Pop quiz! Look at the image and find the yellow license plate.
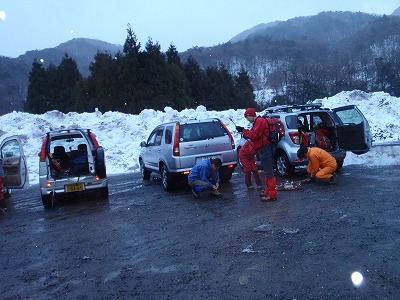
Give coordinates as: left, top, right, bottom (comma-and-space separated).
65, 183, 84, 193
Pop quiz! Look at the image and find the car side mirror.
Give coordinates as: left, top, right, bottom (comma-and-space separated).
140, 141, 147, 147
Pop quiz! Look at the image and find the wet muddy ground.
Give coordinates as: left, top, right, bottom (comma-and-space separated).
1, 165, 399, 299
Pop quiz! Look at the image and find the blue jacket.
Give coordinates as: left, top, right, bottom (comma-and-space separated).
188, 159, 220, 188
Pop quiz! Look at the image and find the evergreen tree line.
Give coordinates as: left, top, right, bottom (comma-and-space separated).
25, 25, 257, 114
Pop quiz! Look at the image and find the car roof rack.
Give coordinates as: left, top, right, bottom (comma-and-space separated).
45, 128, 91, 136
263, 103, 324, 113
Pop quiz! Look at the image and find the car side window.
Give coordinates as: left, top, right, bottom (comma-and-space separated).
155, 128, 164, 146
285, 116, 298, 130
165, 126, 173, 144
1, 139, 20, 158
147, 130, 158, 146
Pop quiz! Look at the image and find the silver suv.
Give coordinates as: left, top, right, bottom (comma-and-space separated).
237, 104, 372, 177
139, 118, 237, 190
39, 129, 108, 208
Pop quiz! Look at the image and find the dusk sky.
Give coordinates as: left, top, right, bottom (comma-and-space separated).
1, 0, 399, 58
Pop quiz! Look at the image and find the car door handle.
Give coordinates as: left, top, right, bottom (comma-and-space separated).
184, 144, 196, 149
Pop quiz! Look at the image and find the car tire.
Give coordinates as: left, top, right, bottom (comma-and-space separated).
161, 165, 173, 191
219, 169, 233, 182
275, 152, 295, 178
99, 186, 109, 199
41, 194, 53, 209
140, 159, 151, 180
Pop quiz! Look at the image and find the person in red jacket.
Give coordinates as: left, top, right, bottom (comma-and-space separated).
297, 146, 337, 183
238, 139, 263, 191
236, 108, 277, 201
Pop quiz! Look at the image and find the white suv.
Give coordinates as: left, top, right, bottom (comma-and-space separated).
39, 129, 108, 208
139, 118, 237, 190
237, 104, 372, 177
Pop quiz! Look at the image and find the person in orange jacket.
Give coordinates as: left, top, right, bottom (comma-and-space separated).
236, 108, 277, 201
297, 146, 337, 183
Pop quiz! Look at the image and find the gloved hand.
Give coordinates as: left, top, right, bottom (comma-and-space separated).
236, 126, 244, 133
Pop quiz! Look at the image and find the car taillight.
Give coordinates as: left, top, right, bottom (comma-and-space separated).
39, 136, 48, 162
220, 121, 235, 149
289, 132, 300, 145
173, 125, 180, 156
89, 132, 100, 149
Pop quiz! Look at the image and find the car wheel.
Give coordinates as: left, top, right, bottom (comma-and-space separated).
161, 165, 173, 191
237, 147, 243, 168
140, 159, 151, 180
41, 194, 53, 209
275, 152, 295, 178
220, 171, 233, 182
219, 166, 233, 182
99, 186, 109, 199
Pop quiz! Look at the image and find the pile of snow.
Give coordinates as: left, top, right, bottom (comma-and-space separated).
0, 90, 399, 185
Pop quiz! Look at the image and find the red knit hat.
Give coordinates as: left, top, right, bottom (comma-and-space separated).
244, 108, 257, 117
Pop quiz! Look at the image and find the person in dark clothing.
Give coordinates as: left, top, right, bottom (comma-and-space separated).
236, 108, 277, 201
188, 158, 223, 198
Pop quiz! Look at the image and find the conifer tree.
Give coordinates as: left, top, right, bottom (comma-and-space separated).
56, 53, 83, 112
25, 60, 49, 114
166, 43, 182, 67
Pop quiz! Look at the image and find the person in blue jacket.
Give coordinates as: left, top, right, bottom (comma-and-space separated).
188, 158, 223, 198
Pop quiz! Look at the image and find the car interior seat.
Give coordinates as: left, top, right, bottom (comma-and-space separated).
72, 144, 89, 175
51, 145, 71, 174
53, 146, 69, 160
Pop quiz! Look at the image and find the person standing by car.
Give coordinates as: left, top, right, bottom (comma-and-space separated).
188, 158, 223, 198
236, 108, 278, 202
297, 146, 337, 183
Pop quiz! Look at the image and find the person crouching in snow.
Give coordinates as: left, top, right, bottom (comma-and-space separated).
188, 158, 223, 198
236, 108, 277, 202
297, 146, 337, 183
238, 140, 263, 191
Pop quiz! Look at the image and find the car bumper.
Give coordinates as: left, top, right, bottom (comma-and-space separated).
40, 176, 108, 196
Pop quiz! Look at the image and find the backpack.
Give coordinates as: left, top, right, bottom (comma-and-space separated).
314, 127, 332, 150
266, 117, 284, 144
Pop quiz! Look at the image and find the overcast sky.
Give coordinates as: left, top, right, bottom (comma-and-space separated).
1, 0, 399, 58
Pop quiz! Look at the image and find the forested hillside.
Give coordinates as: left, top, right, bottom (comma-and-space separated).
182, 12, 400, 104
0, 38, 122, 115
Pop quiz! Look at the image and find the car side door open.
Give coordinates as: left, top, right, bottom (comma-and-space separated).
0, 135, 29, 189
332, 105, 373, 154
